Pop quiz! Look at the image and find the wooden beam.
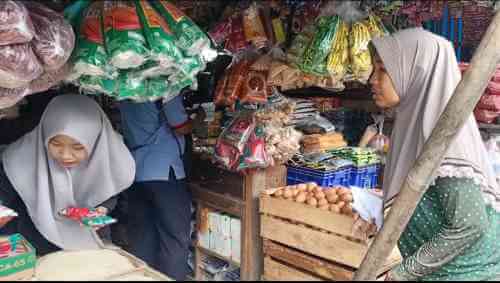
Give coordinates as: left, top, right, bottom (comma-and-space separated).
355, 11, 500, 280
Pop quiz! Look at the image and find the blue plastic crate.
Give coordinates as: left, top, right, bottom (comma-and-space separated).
287, 166, 351, 187
350, 164, 380, 189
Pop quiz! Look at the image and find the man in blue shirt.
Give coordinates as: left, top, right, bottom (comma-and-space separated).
119, 95, 192, 280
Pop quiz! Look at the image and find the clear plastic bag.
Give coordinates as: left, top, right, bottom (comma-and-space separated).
25, 1, 75, 71
0, 44, 44, 89
0, 1, 35, 46
334, 1, 367, 24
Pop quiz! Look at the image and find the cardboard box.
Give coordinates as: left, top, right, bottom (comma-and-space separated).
214, 234, 231, 258
208, 212, 220, 235
0, 234, 36, 281
198, 231, 210, 250
219, 214, 231, 238
230, 218, 241, 263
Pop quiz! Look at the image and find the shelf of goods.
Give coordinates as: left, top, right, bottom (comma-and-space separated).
189, 153, 287, 281
259, 193, 401, 281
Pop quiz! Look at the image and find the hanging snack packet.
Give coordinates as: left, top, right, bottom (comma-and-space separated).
147, 77, 170, 100
226, 16, 248, 54
71, 2, 115, 79
0, 1, 35, 46
237, 126, 271, 171
243, 2, 268, 50
286, 24, 315, 67
349, 21, 373, 83
214, 70, 230, 107
135, 0, 183, 67
78, 75, 116, 96
239, 71, 269, 104
220, 111, 256, 153
327, 20, 349, 79
225, 59, 253, 107
103, 1, 149, 70
215, 139, 241, 170
301, 16, 340, 76
116, 71, 147, 100
178, 55, 206, 80
150, 1, 217, 62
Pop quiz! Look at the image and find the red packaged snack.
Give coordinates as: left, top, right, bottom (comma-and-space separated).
475, 108, 500, 124
215, 139, 241, 170
237, 127, 270, 171
225, 59, 253, 106
226, 16, 248, 53
220, 112, 256, 152
239, 70, 269, 104
478, 94, 500, 111
214, 71, 230, 106
209, 20, 231, 46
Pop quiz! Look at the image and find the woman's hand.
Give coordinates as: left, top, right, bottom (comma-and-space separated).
0, 216, 14, 229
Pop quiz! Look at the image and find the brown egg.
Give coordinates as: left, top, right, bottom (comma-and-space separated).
315, 190, 326, 199
318, 198, 328, 207
330, 204, 341, 213
319, 204, 330, 211
273, 189, 283, 197
295, 192, 307, 203
326, 193, 339, 204
283, 189, 294, 199
340, 193, 353, 203
306, 197, 318, 207
337, 201, 346, 209
296, 184, 307, 192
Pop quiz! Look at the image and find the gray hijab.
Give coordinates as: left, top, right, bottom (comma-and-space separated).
372, 28, 500, 210
2, 94, 135, 250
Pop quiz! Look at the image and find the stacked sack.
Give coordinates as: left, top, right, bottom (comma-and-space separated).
464, 62, 500, 124
68, 0, 217, 102
0, 1, 75, 109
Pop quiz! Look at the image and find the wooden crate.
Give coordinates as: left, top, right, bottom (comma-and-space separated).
260, 194, 401, 279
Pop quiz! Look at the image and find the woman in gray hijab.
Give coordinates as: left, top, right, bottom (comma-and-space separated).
0, 94, 135, 255
370, 28, 500, 281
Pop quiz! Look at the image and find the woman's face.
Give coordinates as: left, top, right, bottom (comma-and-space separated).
369, 52, 401, 109
48, 135, 89, 169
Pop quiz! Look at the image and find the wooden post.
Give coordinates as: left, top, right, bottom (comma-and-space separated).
354, 11, 500, 280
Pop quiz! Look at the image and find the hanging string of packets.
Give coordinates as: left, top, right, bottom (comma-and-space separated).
286, 13, 388, 85
64, 0, 217, 102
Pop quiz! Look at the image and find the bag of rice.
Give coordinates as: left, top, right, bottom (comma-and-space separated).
135, 0, 183, 67
25, 1, 75, 71
149, 0, 217, 62
0, 1, 35, 46
103, 1, 149, 70
0, 44, 44, 89
71, 2, 114, 79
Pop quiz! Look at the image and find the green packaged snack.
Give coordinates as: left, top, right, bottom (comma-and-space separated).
148, 77, 170, 98
103, 1, 149, 70
71, 2, 116, 80
149, 0, 215, 61
286, 24, 315, 68
78, 75, 116, 95
135, 0, 183, 66
301, 16, 340, 76
81, 215, 117, 227
116, 71, 147, 99
178, 55, 205, 79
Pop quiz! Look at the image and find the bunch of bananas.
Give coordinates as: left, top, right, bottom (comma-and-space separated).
349, 21, 373, 83
326, 21, 349, 79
